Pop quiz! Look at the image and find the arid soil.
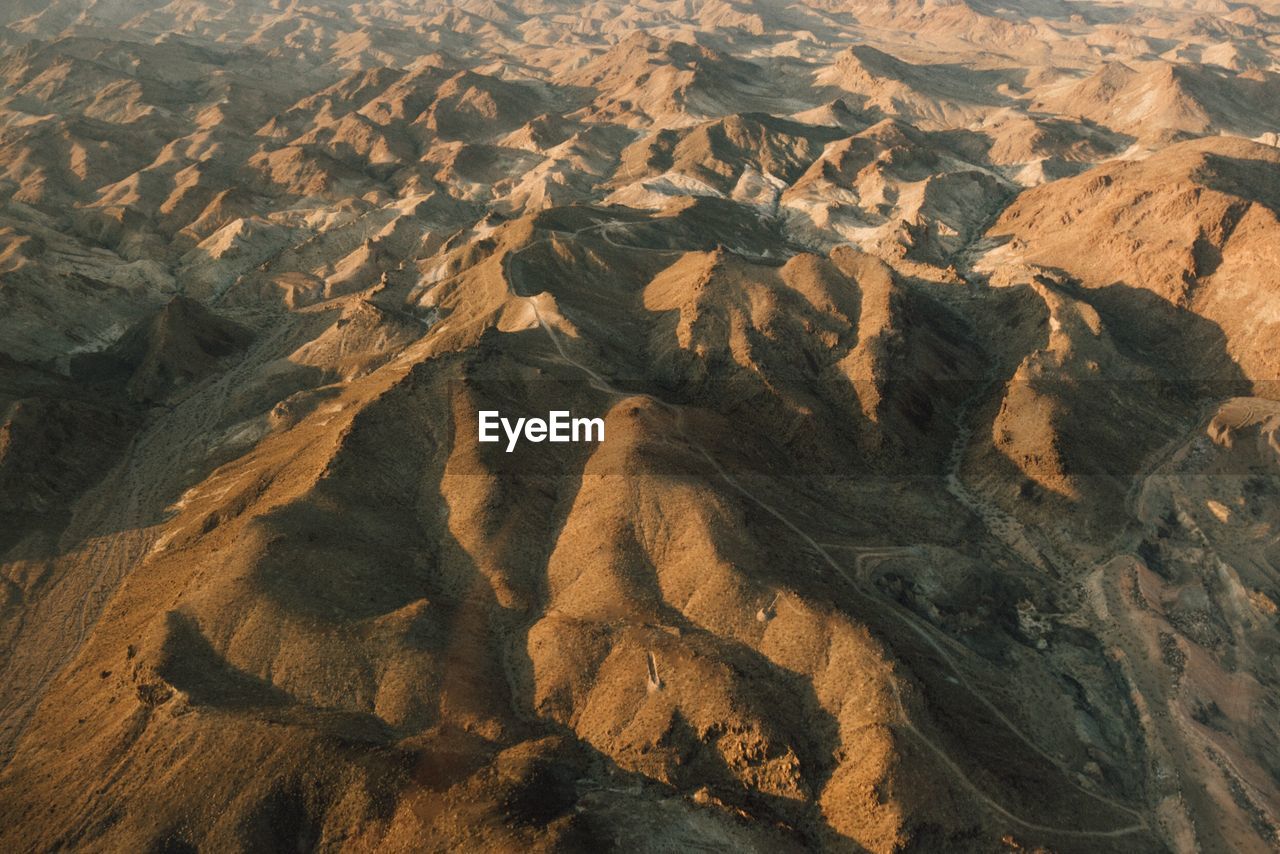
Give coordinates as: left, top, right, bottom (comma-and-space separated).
1, 0, 1279, 851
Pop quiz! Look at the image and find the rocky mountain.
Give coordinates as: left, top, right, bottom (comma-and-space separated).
1, 1, 1279, 852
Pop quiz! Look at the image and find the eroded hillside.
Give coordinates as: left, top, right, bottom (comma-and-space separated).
1, 1, 1278, 851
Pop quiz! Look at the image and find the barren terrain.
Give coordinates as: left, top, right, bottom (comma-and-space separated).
1, 0, 1279, 851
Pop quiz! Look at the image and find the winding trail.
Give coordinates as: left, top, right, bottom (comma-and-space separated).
825, 545, 1147, 822
496, 220, 1154, 842
0, 321, 297, 765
